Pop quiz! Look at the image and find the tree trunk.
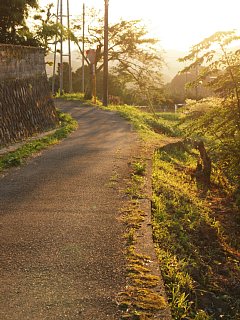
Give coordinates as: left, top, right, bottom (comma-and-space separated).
84, 64, 93, 100
194, 141, 212, 195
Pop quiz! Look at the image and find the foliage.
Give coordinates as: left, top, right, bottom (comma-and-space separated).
179, 31, 240, 195
179, 31, 240, 123
132, 161, 146, 176
179, 97, 240, 194
72, 10, 164, 105
0, 111, 77, 172
0, 0, 39, 45
0, 1, 69, 51
51, 63, 127, 102
32, 3, 67, 53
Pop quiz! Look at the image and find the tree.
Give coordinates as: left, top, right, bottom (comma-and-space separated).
179, 31, 240, 196
72, 10, 164, 103
0, 0, 38, 45
179, 31, 240, 125
32, 3, 69, 54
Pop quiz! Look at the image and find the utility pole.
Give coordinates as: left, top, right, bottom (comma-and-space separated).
67, 0, 72, 93
103, 0, 109, 106
59, 0, 63, 95
52, 0, 72, 96
82, 3, 85, 93
52, 0, 59, 95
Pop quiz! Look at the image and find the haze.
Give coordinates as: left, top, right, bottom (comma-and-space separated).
39, 0, 240, 51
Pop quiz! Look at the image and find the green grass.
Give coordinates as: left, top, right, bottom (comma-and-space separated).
0, 111, 78, 172
132, 160, 146, 176
102, 104, 182, 142
55, 92, 85, 101
152, 144, 240, 319
55, 92, 102, 106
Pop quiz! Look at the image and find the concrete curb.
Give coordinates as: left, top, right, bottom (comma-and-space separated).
134, 150, 172, 319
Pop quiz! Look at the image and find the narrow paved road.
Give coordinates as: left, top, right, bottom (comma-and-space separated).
0, 102, 139, 319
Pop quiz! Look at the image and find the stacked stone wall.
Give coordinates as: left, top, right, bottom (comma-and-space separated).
0, 44, 58, 147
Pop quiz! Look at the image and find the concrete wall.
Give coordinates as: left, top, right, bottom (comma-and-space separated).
0, 45, 58, 147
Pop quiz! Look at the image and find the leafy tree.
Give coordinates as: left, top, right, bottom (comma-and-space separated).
0, 0, 38, 45
179, 31, 240, 125
72, 10, 164, 103
32, 3, 68, 53
179, 31, 240, 198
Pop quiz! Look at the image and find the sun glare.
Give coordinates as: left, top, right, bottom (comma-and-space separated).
39, 0, 240, 51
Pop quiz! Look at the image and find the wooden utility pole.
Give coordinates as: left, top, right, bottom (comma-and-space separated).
82, 3, 85, 93
67, 0, 72, 93
52, 0, 59, 95
59, 0, 63, 95
103, 0, 109, 106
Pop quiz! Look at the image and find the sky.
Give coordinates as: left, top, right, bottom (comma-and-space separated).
39, 0, 240, 51
39, 0, 240, 79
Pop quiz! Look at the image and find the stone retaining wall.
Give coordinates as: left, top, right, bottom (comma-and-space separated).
0, 44, 46, 80
0, 44, 58, 147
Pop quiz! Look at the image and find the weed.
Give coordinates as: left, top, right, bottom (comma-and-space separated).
2, 154, 22, 168
170, 285, 192, 319
132, 161, 146, 176
125, 228, 136, 246
126, 174, 145, 199
119, 158, 168, 318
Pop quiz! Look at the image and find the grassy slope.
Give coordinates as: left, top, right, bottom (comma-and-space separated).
0, 111, 78, 172
102, 104, 182, 142
152, 146, 240, 320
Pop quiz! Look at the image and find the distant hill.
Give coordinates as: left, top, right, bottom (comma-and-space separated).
161, 49, 187, 83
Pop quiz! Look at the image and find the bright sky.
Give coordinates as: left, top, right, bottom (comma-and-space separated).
39, 0, 240, 52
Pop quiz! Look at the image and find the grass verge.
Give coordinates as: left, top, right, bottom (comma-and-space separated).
102, 104, 182, 142
55, 92, 102, 106
0, 110, 78, 172
152, 143, 240, 319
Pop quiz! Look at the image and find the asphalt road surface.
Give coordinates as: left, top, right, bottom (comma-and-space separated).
0, 102, 139, 320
